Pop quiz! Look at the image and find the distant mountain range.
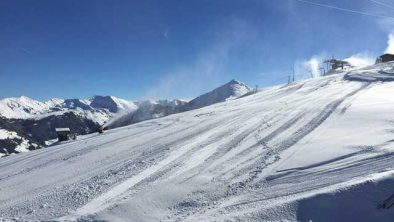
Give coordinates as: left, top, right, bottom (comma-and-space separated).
0, 79, 252, 156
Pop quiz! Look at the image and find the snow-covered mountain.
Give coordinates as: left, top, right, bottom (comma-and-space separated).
105, 79, 251, 129
104, 99, 188, 129
0, 95, 137, 123
0, 63, 393, 221
0, 95, 137, 156
182, 79, 252, 111
0, 127, 37, 156
0, 96, 52, 119
0, 80, 251, 156
90, 95, 138, 113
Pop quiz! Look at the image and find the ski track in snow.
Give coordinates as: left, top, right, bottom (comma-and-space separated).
0, 65, 394, 221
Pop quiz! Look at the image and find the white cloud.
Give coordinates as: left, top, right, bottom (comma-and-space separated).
344, 53, 375, 67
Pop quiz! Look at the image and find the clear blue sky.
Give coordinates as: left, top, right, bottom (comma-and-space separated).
1, 0, 393, 101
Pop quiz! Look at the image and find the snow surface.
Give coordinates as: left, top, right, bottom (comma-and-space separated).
0, 65, 393, 221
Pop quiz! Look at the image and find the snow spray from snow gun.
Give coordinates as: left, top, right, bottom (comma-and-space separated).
102, 109, 136, 130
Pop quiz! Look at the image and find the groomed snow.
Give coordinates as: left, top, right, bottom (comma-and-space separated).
0, 65, 393, 221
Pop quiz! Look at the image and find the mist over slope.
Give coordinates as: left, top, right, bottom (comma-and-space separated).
0, 63, 392, 221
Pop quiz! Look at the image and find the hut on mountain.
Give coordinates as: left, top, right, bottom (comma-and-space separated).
324, 59, 351, 71
376, 53, 394, 64
55, 128, 76, 141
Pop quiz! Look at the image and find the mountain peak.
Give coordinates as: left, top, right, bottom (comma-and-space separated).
90, 95, 119, 113
228, 79, 241, 85
183, 79, 252, 110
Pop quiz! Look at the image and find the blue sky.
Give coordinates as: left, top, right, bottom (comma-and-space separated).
1, 0, 394, 101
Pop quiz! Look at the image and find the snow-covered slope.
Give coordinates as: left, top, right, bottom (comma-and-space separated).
0, 64, 393, 221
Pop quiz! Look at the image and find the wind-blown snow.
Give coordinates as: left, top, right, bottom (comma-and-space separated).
344, 53, 375, 68
385, 33, 394, 54
0, 65, 393, 221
